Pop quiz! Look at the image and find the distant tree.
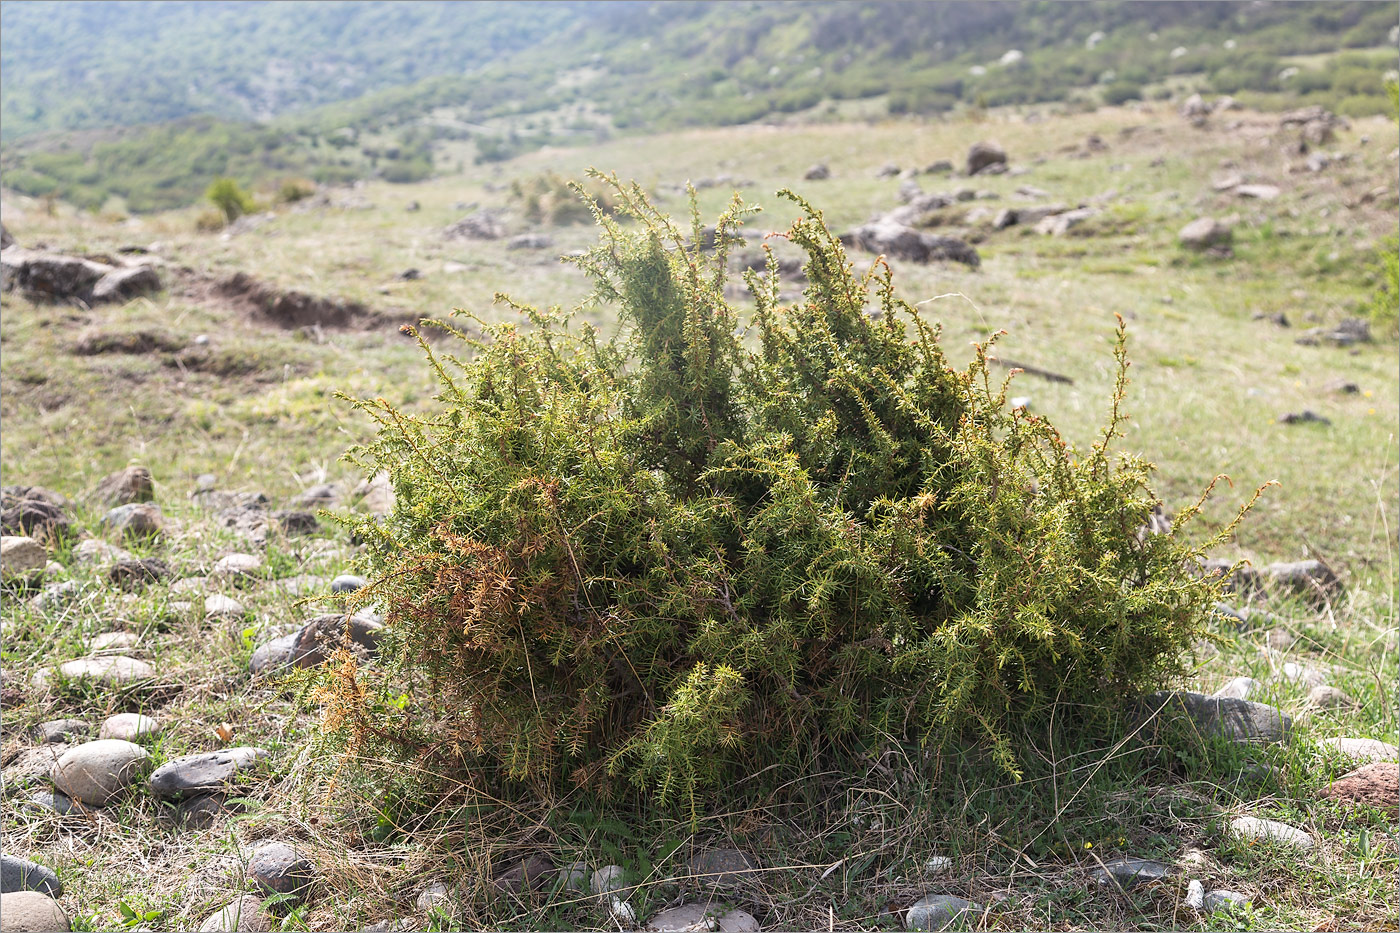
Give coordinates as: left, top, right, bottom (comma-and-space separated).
205, 177, 255, 223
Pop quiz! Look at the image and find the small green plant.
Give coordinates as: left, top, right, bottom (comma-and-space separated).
510, 171, 617, 225
275, 177, 316, 204
321, 175, 1256, 814
205, 176, 256, 224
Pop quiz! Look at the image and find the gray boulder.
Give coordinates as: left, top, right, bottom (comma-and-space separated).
91, 265, 161, 303
148, 746, 269, 799
1142, 691, 1290, 744
1262, 559, 1341, 608
51, 739, 150, 805
1, 855, 63, 896
966, 141, 1007, 176
803, 163, 831, 181
1178, 218, 1233, 251
0, 891, 71, 931
843, 222, 980, 268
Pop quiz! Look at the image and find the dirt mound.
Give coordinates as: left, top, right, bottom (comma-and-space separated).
71, 330, 184, 356
205, 271, 415, 332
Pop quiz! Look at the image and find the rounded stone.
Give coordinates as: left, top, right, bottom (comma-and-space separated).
1229, 816, 1313, 850
98, 713, 162, 743
1203, 890, 1250, 912
1, 854, 62, 896
906, 894, 978, 932
590, 864, 628, 895
204, 594, 247, 620
1319, 737, 1399, 765
684, 848, 758, 888
1307, 685, 1355, 709
198, 896, 271, 932
88, 631, 140, 652
330, 574, 368, 594
0, 890, 71, 931
101, 502, 164, 539
246, 841, 315, 909
1, 535, 47, 578
213, 553, 263, 581
28, 719, 90, 744
51, 739, 149, 805
148, 746, 268, 799
35, 655, 156, 690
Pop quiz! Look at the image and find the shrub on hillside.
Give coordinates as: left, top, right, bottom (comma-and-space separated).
510, 171, 618, 225
322, 176, 1252, 812
205, 176, 256, 223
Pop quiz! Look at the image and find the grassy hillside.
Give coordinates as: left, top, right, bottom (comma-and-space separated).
1, 1, 1395, 213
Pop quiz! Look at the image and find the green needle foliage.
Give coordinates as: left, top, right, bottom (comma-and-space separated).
324, 174, 1253, 812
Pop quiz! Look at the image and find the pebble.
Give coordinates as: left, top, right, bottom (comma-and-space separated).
330, 573, 368, 593
98, 712, 161, 743
213, 553, 264, 581
23, 789, 78, 815
148, 746, 269, 799
923, 856, 953, 875
51, 739, 150, 805
29, 719, 90, 744
247, 841, 316, 910
198, 896, 271, 932
1203, 890, 1250, 912
685, 848, 758, 888
0, 890, 71, 931
1228, 816, 1313, 850
175, 793, 231, 829
590, 864, 628, 895
33, 655, 156, 689
1, 854, 63, 896
608, 896, 637, 925
1307, 685, 1355, 709
88, 631, 139, 652
1, 535, 47, 578
1213, 677, 1258, 700
1184, 878, 1204, 910
1089, 857, 1170, 889
205, 594, 247, 621
905, 894, 978, 932
101, 502, 164, 538
1319, 737, 1400, 765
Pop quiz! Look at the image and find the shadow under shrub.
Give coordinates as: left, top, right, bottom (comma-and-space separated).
321, 174, 1251, 813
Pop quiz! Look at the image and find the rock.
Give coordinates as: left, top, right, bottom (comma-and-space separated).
1180, 94, 1209, 118
247, 842, 316, 910
507, 233, 554, 250
1278, 410, 1329, 426
99, 713, 161, 743
249, 632, 300, 675
1262, 559, 1342, 608
1318, 737, 1400, 765
1090, 857, 1170, 890
559, 861, 590, 892
88, 631, 139, 652
923, 856, 953, 875
609, 897, 637, 925
1142, 691, 1290, 744
101, 502, 164, 539
204, 594, 247, 621
1, 855, 62, 896
684, 849, 758, 889
395, 268, 421, 281
72, 538, 132, 566
1296, 318, 1371, 348
3, 745, 69, 790
23, 790, 78, 815
416, 880, 455, 915
93, 466, 154, 505
644, 903, 712, 932
1278, 662, 1326, 688
0, 890, 71, 932
51, 739, 149, 805
330, 574, 368, 594
1203, 890, 1250, 912
29, 719, 90, 744
590, 865, 628, 895
1178, 218, 1233, 251
36, 655, 156, 690
2, 493, 72, 540
91, 265, 161, 303
7, 250, 112, 303
803, 163, 830, 181
288, 483, 341, 509
924, 160, 954, 174
1228, 816, 1312, 850
843, 222, 980, 268
175, 793, 231, 829
1034, 208, 1097, 236
1, 536, 47, 578
148, 746, 269, 799
491, 854, 554, 893
1184, 879, 1204, 911
212, 553, 263, 581
0, 224, 11, 249
1212, 173, 1243, 192
905, 894, 978, 932
290, 612, 383, 668
1234, 184, 1280, 200
876, 161, 900, 178
108, 557, 170, 591
199, 896, 271, 932
1316, 761, 1398, 816
714, 909, 760, 932
272, 510, 320, 535
1214, 677, 1259, 701
966, 141, 1007, 176
444, 210, 506, 241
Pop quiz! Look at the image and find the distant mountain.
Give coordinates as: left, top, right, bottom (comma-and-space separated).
1, 1, 1393, 212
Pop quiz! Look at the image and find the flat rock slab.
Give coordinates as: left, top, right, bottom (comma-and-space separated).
1319, 737, 1399, 765
0, 890, 71, 931
906, 895, 978, 932
1089, 857, 1170, 890
148, 746, 268, 799
1142, 691, 1290, 744
1, 854, 63, 896
51, 739, 149, 805
34, 655, 156, 689
1229, 816, 1313, 850
1317, 761, 1398, 816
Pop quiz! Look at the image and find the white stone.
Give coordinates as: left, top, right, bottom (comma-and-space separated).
923, 856, 953, 875
88, 631, 139, 652
1278, 662, 1326, 688
1214, 676, 1258, 700
33, 655, 156, 689
212, 552, 263, 580
608, 897, 637, 925
1229, 816, 1313, 850
204, 594, 246, 620
1185, 879, 1204, 910
1, 535, 47, 577
99, 713, 161, 742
